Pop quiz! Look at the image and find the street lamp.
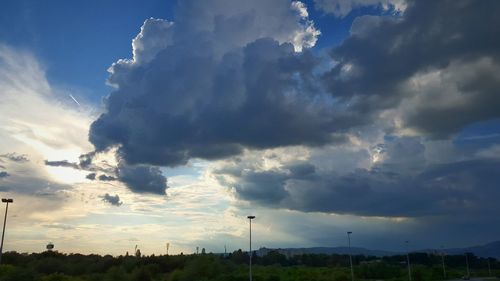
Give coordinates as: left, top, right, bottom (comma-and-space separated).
440, 246, 446, 279
405, 241, 412, 281
0, 198, 13, 264
465, 252, 470, 278
487, 258, 492, 277
347, 231, 354, 281
247, 215, 255, 281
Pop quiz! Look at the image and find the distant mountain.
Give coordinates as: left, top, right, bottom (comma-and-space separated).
256, 246, 396, 257
423, 241, 500, 259
255, 241, 500, 259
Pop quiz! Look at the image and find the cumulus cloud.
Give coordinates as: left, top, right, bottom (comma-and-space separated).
1, 0, 498, 253
214, 136, 500, 218
44, 152, 110, 173
44, 153, 168, 196
44, 160, 81, 169
86, 173, 96, 180
399, 58, 500, 138
314, 0, 407, 17
98, 174, 116, 181
101, 193, 123, 206
173, 0, 320, 53
0, 153, 29, 163
89, 0, 331, 168
283, 159, 499, 217
324, 0, 500, 138
116, 163, 167, 195
90, 0, 500, 173
131, 18, 175, 64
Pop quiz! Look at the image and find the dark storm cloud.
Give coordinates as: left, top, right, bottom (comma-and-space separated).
98, 174, 116, 181
78, 152, 96, 169
223, 162, 317, 204
101, 193, 122, 206
403, 58, 500, 138
216, 137, 500, 217
90, 38, 335, 167
45, 153, 117, 176
325, 0, 500, 137
0, 153, 29, 163
88, 3, 333, 167
88, 0, 500, 170
232, 170, 290, 205
44, 160, 80, 169
221, 158, 500, 217
116, 163, 167, 195
289, 159, 499, 217
86, 0, 500, 210
0, 171, 9, 178
45, 157, 165, 195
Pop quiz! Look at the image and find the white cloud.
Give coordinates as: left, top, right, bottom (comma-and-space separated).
132, 18, 175, 64
173, 0, 319, 53
314, 0, 407, 17
0, 45, 95, 164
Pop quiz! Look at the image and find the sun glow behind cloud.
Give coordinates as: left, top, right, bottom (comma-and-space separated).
0, 44, 254, 255
45, 167, 89, 184
0, 45, 96, 187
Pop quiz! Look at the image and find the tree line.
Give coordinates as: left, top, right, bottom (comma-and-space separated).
0, 250, 498, 281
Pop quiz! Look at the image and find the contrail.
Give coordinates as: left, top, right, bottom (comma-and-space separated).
69, 94, 81, 106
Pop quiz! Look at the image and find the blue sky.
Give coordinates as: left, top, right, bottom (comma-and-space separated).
1, 0, 176, 102
0, 0, 367, 103
0, 0, 499, 255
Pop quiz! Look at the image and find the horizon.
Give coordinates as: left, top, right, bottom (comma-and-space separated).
5, 239, 500, 257
1, 0, 500, 257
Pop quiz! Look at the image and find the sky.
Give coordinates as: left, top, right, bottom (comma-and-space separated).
0, 0, 499, 256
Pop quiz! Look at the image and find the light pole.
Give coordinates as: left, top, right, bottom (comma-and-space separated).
405, 241, 412, 281
0, 198, 13, 264
347, 231, 354, 281
465, 252, 470, 278
487, 258, 492, 277
441, 246, 446, 279
247, 215, 255, 281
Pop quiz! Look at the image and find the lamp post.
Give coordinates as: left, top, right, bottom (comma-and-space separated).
487, 258, 492, 277
465, 253, 470, 278
247, 215, 255, 281
405, 241, 412, 281
441, 246, 446, 279
0, 198, 13, 264
347, 231, 354, 281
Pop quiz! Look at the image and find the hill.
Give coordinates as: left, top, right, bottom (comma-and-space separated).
256, 246, 396, 257
256, 240, 500, 259
425, 241, 500, 259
